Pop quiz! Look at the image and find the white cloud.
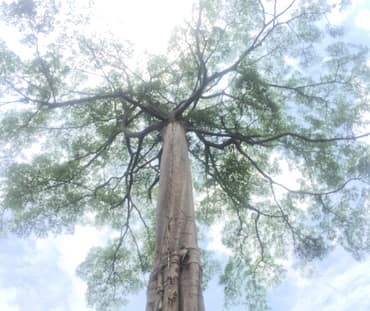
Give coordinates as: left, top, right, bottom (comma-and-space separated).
270, 248, 370, 311
207, 223, 232, 255
0, 225, 115, 311
91, 0, 194, 53
0, 21, 34, 60
34, 225, 114, 310
0, 287, 19, 311
54, 226, 104, 274
355, 10, 370, 30
327, 0, 364, 25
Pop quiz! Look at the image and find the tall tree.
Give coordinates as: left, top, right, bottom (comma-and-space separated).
1, 0, 369, 310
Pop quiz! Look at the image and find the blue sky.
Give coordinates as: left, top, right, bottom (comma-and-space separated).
1, 0, 370, 310
1, 229, 370, 310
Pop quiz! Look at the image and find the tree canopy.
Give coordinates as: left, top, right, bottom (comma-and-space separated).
0, 0, 370, 310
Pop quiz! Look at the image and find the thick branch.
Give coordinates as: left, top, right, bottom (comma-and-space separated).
123, 121, 165, 139
186, 124, 370, 146
15, 87, 168, 120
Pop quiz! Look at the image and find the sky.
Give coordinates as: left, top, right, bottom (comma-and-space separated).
1, 0, 370, 310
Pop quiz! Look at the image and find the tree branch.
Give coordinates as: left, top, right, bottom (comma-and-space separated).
17, 88, 168, 120
235, 142, 364, 197
186, 123, 370, 146
254, 212, 265, 262
193, 147, 283, 219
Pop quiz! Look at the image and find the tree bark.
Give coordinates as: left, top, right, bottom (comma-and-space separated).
146, 122, 205, 311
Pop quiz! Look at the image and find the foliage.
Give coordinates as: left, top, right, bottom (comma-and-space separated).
0, 0, 370, 310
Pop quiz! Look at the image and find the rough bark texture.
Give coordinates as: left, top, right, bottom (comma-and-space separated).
146, 122, 205, 311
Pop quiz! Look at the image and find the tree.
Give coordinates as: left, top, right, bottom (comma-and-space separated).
0, 0, 370, 310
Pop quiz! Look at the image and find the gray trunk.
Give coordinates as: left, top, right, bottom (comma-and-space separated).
146, 122, 205, 311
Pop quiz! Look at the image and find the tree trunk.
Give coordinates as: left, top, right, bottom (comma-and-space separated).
146, 122, 205, 311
